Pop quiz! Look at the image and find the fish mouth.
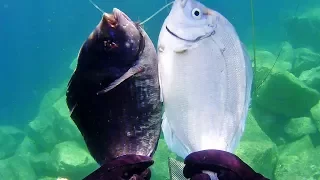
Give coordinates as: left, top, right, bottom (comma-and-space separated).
103, 12, 117, 27
165, 26, 215, 43
103, 8, 128, 27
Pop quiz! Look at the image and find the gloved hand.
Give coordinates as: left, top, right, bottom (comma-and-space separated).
83, 154, 153, 180
183, 149, 270, 180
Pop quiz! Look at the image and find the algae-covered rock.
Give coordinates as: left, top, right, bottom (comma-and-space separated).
254, 71, 320, 117
52, 95, 82, 143
278, 135, 314, 157
39, 85, 66, 111
0, 126, 25, 140
51, 141, 98, 179
26, 109, 62, 151
6, 155, 38, 180
274, 136, 320, 180
0, 127, 24, 160
253, 49, 293, 87
310, 101, 320, 133
69, 57, 77, 71
284, 117, 317, 139
285, 8, 320, 53
15, 136, 39, 158
0, 159, 16, 179
235, 110, 278, 179
292, 48, 320, 76
299, 66, 320, 92
250, 105, 289, 145
151, 139, 177, 180
30, 152, 55, 177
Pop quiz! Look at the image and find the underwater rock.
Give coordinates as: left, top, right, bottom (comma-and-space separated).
310, 101, 320, 133
15, 136, 39, 158
253, 49, 292, 87
284, 117, 317, 139
291, 48, 320, 77
285, 8, 320, 53
30, 152, 55, 178
0, 126, 25, 140
52, 95, 83, 144
51, 141, 98, 179
235, 110, 278, 179
299, 66, 320, 92
69, 57, 77, 71
0, 159, 15, 179
254, 70, 320, 117
0, 126, 25, 160
6, 155, 37, 180
151, 139, 177, 180
26, 109, 62, 151
274, 135, 320, 180
38, 177, 59, 180
278, 41, 295, 63
39, 84, 67, 112
278, 135, 314, 157
250, 104, 289, 146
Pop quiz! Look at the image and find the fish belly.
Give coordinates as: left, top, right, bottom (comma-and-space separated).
159, 30, 251, 159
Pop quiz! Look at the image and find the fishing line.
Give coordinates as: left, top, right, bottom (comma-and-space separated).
89, 0, 105, 14
140, 1, 174, 25
253, 0, 302, 94
250, 0, 257, 94
88, 0, 173, 25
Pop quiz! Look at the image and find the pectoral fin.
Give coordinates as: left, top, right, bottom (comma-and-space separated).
97, 65, 144, 95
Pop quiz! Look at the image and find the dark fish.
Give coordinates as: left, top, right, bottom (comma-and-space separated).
66, 8, 162, 166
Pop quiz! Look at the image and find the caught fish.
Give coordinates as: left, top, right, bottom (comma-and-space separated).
157, 0, 253, 159
66, 7, 162, 165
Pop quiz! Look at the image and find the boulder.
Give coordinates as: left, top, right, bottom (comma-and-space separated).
254, 70, 320, 117
235, 110, 278, 179
285, 8, 320, 53
310, 101, 320, 133
15, 136, 39, 158
284, 117, 317, 139
250, 104, 289, 145
299, 66, 320, 92
6, 155, 37, 180
30, 152, 56, 177
274, 135, 320, 180
25, 108, 62, 151
0, 126, 25, 160
51, 141, 98, 179
69, 57, 77, 71
52, 95, 83, 144
39, 85, 66, 112
292, 48, 320, 77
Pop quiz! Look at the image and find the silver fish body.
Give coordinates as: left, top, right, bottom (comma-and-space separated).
157, 0, 253, 159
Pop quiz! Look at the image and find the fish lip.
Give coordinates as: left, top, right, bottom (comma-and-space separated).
113, 8, 132, 22
103, 12, 117, 27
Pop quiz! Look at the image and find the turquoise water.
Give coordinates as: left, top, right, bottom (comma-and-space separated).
1, 0, 320, 179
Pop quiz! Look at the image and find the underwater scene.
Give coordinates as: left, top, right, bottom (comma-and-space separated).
1, 0, 320, 179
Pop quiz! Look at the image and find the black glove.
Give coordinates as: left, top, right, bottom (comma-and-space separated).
183, 149, 270, 180
83, 154, 153, 180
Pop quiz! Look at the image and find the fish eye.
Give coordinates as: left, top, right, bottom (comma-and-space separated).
192, 8, 202, 19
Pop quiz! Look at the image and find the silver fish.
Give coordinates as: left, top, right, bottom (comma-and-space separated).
157, 0, 253, 159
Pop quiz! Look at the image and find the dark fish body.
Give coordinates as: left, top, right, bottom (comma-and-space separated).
66, 8, 162, 165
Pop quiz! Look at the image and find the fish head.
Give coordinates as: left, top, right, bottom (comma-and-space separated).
80, 8, 144, 70
164, 0, 216, 43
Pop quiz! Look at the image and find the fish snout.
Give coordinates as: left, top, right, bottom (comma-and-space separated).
103, 12, 118, 28
113, 8, 132, 22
